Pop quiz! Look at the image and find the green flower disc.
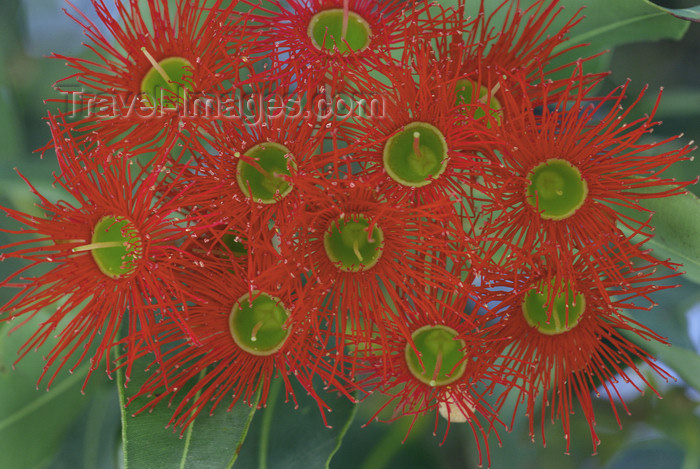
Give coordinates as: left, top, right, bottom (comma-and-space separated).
522, 282, 585, 335
526, 158, 588, 220
229, 291, 291, 356
236, 142, 296, 204
382, 122, 448, 187
140, 56, 194, 108
307, 9, 372, 54
323, 214, 384, 272
405, 325, 467, 387
90, 215, 143, 279
455, 79, 502, 125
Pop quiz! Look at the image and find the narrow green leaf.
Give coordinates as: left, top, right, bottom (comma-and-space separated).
645, 0, 700, 22
0, 316, 94, 469
438, 0, 692, 75
555, 0, 689, 49
45, 384, 121, 469
454, 0, 694, 45
236, 378, 358, 469
549, 0, 690, 77
80, 387, 122, 469
655, 345, 700, 394
117, 356, 258, 469
636, 190, 700, 285
0, 0, 25, 164
624, 329, 700, 393
605, 439, 686, 469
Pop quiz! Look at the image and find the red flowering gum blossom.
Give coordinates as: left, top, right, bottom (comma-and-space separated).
48, 0, 255, 151
238, 0, 436, 88
333, 58, 496, 208
477, 66, 695, 284
185, 79, 340, 227
0, 119, 220, 390
277, 178, 471, 374
353, 286, 513, 468
128, 257, 350, 432
486, 255, 676, 452
422, 0, 603, 120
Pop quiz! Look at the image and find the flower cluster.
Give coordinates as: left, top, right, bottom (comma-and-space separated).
1, 0, 695, 463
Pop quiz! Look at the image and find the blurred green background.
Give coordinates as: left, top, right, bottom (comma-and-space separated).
1, 0, 700, 468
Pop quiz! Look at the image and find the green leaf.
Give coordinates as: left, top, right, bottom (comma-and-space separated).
0, 0, 25, 164
554, 0, 690, 50
0, 316, 95, 469
47, 385, 121, 469
645, 0, 700, 22
605, 439, 686, 469
117, 356, 258, 469
454, 0, 694, 43
439, 0, 692, 75
630, 277, 700, 352
637, 190, 700, 286
647, 342, 700, 393
236, 377, 357, 469
623, 328, 700, 393
548, 0, 690, 76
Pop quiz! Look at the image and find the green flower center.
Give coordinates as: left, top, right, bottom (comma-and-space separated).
323, 214, 384, 272
229, 291, 291, 356
405, 325, 467, 387
522, 281, 585, 335
526, 158, 588, 220
84, 215, 143, 279
382, 122, 448, 187
236, 142, 296, 204
139, 53, 194, 108
307, 9, 372, 54
455, 79, 502, 125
